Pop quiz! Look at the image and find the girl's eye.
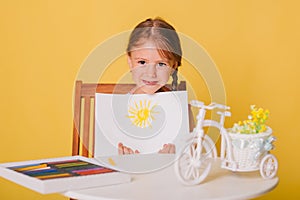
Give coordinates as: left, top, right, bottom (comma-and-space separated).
138, 60, 146, 65
157, 62, 167, 67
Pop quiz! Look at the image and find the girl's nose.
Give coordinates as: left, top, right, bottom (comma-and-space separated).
146, 64, 157, 78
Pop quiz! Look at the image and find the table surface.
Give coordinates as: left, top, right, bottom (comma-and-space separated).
63, 154, 279, 200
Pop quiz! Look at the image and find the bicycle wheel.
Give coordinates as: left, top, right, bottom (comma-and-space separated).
260, 154, 278, 179
175, 135, 215, 185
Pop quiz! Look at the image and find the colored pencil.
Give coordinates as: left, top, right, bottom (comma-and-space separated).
14, 164, 48, 172
74, 168, 115, 175
36, 173, 72, 180
54, 161, 89, 168
23, 168, 59, 176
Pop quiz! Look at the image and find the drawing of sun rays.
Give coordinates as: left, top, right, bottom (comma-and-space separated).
127, 99, 159, 128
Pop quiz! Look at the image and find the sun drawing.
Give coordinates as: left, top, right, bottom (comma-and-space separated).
127, 99, 158, 128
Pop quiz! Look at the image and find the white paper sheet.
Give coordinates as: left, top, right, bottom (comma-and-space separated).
94, 91, 190, 157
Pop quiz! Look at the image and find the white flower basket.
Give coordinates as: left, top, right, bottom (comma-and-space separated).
227, 127, 272, 171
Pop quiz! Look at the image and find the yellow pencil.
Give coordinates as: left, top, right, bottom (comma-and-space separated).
16, 164, 48, 172
36, 173, 72, 179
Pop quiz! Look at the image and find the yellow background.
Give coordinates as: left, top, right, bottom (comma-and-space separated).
1, 0, 299, 199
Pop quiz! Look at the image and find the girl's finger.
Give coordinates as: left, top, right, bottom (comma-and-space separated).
169, 144, 176, 153
124, 146, 130, 154
118, 143, 124, 155
160, 144, 169, 154
129, 148, 134, 154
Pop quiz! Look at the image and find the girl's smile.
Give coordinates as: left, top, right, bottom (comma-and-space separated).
142, 80, 158, 85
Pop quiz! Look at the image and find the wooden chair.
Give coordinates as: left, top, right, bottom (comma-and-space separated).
72, 80, 190, 157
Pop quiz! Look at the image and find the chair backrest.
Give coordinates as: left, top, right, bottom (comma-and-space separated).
72, 80, 188, 157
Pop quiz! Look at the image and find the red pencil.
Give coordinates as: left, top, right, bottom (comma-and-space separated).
74, 168, 115, 175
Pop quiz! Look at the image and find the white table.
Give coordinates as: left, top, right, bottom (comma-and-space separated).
63, 154, 278, 200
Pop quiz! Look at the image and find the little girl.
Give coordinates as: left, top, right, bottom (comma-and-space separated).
118, 17, 183, 155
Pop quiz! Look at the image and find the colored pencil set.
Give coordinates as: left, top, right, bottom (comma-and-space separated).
9, 159, 115, 180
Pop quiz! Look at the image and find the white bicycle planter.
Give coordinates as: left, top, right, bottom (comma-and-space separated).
175, 100, 278, 185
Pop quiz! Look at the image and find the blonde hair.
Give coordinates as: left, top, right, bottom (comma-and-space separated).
127, 18, 182, 68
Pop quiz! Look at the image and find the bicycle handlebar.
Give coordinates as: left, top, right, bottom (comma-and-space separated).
190, 100, 230, 110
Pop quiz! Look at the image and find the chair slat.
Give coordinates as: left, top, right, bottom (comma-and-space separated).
82, 96, 91, 157
72, 81, 82, 156
91, 97, 95, 157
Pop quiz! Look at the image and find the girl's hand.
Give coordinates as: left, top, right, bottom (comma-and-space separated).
158, 143, 176, 154
118, 143, 140, 155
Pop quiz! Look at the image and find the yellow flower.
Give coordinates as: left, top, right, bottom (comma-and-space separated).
232, 105, 270, 134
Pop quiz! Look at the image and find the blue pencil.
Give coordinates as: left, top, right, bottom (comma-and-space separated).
23, 168, 58, 175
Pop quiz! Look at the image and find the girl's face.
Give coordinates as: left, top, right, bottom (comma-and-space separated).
127, 41, 177, 94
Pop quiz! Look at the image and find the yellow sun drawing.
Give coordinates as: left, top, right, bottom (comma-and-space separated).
127, 99, 158, 128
